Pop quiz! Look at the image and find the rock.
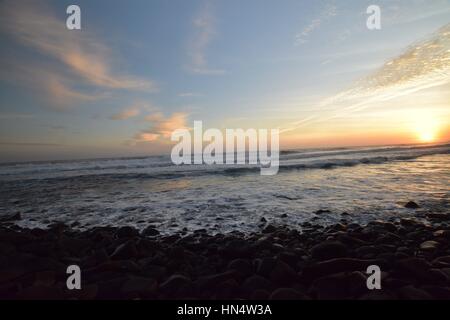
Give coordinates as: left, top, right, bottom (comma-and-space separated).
359, 291, 396, 300
269, 260, 298, 285
256, 258, 277, 277
396, 258, 432, 281
116, 226, 139, 239
250, 289, 270, 300
426, 213, 448, 220
227, 259, 253, 276
222, 239, 250, 258
301, 258, 385, 281
404, 201, 419, 209
262, 225, 276, 234
0, 213, 21, 222
269, 288, 308, 300
433, 230, 450, 239
397, 286, 432, 300
421, 285, 450, 300
109, 241, 138, 260
242, 275, 272, 293
311, 271, 367, 299
159, 274, 191, 292
419, 240, 440, 251
96, 277, 128, 299
142, 226, 160, 237
310, 241, 348, 261
34, 270, 56, 286
432, 256, 450, 268
15, 285, 63, 300
196, 270, 238, 290
260, 217, 267, 223
121, 277, 157, 295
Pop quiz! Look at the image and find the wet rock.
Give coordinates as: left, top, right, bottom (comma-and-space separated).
262, 225, 276, 234
242, 275, 272, 293
16, 285, 63, 300
301, 258, 384, 280
396, 258, 432, 281
432, 256, 450, 268
269, 288, 308, 300
109, 241, 138, 260
121, 277, 157, 296
227, 259, 253, 276
250, 289, 270, 300
0, 213, 21, 222
426, 213, 448, 220
160, 274, 192, 293
310, 241, 348, 261
269, 260, 298, 285
256, 257, 277, 277
311, 271, 367, 299
421, 285, 450, 300
196, 270, 238, 290
397, 286, 432, 300
419, 240, 440, 251
404, 201, 419, 209
116, 226, 139, 239
433, 230, 450, 239
142, 226, 160, 237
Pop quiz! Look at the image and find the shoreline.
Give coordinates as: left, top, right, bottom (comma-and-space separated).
1, 212, 450, 300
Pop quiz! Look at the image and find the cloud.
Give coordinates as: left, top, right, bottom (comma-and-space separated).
0, 57, 106, 109
178, 92, 204, 97
294, 4, 337, 46
133, 112, 189, 143
283, 23, 450, 132
0, 0, 157, 106
187, 1, 225, 75
110, 107, 141, 120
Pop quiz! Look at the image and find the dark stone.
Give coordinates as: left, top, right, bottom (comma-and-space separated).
310, 241, 348, 261
142, 226, 160, 237
397, 286, 432, 300
262, 225, 276, 234
0, 213, 21, 222
404, 201, 419, 209
269, 260, 298, 285
269, 288, 308, 300
160, 274, 192, 292
242, 275, 272, 293
110, 241, 138, 260
116, 226, 139, 239
227, 259, 253, 276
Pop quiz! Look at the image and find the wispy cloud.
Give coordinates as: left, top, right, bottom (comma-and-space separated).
187, 1, 225, 75
178, 92, 204, 97
133, 112, 189, 143
294, 3, 337, 46
0, 0, 157, 107
283, 23, 450, 132
0, 57, 106, 109
110, 107, 141, 120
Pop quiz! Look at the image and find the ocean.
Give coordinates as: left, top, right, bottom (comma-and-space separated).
0, 143, 449, 234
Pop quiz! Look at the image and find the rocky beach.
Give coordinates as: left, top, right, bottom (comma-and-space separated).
1, 205, 450, 300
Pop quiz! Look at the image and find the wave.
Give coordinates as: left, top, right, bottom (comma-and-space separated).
4, 143, 446, 183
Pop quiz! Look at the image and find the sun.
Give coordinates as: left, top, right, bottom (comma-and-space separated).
418, 130, 435, 143
411, 111, 440, 143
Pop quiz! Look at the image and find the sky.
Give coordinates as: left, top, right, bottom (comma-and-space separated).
0, 0, 449, 162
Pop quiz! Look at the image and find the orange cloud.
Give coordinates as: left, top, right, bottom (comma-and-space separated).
134, 112, 189, 143
0, 0, 157, 93
110, 107, 141, 120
